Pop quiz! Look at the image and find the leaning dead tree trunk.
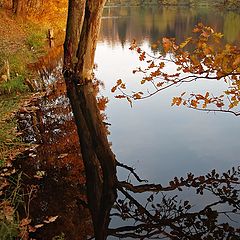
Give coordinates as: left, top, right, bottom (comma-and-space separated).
63, 1, 117, 239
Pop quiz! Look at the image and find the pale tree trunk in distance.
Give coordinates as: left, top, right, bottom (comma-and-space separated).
12, 0, 27, 16
63, 1, 117, 239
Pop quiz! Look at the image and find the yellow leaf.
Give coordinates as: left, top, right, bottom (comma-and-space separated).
229, 100, 239, 109
179, 37, 192, 49
214, 32, 224, 39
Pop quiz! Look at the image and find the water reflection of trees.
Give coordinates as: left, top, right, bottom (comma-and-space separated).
66, 3, 240, 238
109, 166, 240, 239
2, 3, 239, 239
99, 6, 240, 48
14, 57, 240, 239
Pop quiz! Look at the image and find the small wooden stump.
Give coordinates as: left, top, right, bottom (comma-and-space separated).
47, 29, 55, 48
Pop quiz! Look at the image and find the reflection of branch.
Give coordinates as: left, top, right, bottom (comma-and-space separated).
108, 225, 168, 239
118, 181, 163, 193
110, 196, 237, 239
117, 185, 154, 220
111, 168, 240, 238
118, 170, 240, 194
116, 161, 147, 183
116, 186, 186, 238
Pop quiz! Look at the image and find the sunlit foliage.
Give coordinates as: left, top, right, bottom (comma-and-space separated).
112, 23, 240, 116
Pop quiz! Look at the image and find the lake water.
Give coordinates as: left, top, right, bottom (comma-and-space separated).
15, 4, 240, 239
95, 5, 240, 184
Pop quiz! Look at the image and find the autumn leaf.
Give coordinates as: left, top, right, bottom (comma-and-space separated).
162, 37, 172, 53
129, 39, 137, 50
114, 24, 240, 117
28, 225, 37, 233
20, 218, 31, 227
117, 79, 122, 85
139, 51, 146, 61
213, 32, 224, 39
111, 86, 117, 93
133, 92, 142, 99
171, 97, 182, 106
43, 215, 59, 224
3, 202, 14, 222
120, 83, 126, 89
159, 62, 165, 69
34, 224, 44, 229
148, 61, 155, 68
156, 82, 164, 87
179, 37, 192, 49
229, 100, 239, 109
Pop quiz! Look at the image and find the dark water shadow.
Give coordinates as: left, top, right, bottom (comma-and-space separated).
14, 47, 93, 239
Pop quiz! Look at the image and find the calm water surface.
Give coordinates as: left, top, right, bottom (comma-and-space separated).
95, 5, 240, 184
15, 5, 239, 238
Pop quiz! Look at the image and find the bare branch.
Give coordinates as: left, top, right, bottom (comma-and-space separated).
116, 161, 148, 183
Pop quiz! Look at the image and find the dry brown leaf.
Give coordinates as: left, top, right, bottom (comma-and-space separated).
44, 215, 59, 224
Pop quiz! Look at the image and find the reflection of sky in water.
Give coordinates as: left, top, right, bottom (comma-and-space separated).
95, 42, 240, 185
97, 5, 240, 185
95, 37, 240, 236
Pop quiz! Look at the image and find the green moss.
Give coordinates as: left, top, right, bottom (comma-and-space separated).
0, 76, 28, 95
26, 31, 45, 51
0, 21, 48, 96
24, 23, 47, 55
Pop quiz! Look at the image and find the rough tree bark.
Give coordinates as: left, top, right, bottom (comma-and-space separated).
63, 1, 117, 239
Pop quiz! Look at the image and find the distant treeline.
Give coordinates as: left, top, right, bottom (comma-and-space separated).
106, 0, 240, 9
106, 0, 199, 6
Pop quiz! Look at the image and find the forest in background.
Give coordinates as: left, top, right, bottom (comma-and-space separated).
1, 0, 240, 11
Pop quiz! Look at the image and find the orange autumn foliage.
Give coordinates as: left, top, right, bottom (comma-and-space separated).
112, 23, 240, 116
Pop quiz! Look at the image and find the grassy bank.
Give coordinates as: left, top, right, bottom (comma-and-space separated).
0, 10, 48, 166
0, 9, 48, 239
